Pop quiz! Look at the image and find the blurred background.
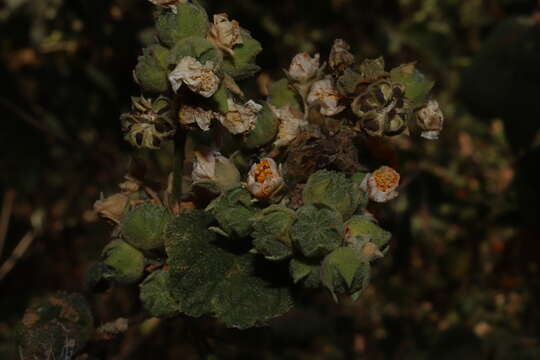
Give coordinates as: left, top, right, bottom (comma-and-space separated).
1, 0, 540, 358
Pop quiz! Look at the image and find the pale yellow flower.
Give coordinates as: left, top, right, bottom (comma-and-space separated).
179, 106, 223, 131
270, 104, 307, 147
208, 13, 243, 55
247, 158, 283, 198
220, 99, 262, 135
169, 56, 220, 97
360, 166, 400, 203
288, 52, 320, 83
307, 77, 345, 116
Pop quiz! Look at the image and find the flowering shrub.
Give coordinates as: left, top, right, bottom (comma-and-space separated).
17, 0, 443, 356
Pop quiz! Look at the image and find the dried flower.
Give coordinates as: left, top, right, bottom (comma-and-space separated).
288, 52, 320, 83
247, 158, 284, 198
416, 99, 444, 140
192, 150, 218, 183
179, 106, 223, 131
94, 193, 129, 223
220, 99, 262, 134
270, 104, 307, 147
307, 77, 345, 116
191, 150, 240, 190
208, 13, 243, 55
360, 166, 400, 203
329, 39, 354, 71
168, 56, 220, 97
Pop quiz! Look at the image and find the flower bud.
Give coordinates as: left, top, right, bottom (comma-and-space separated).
102, 239, 145, 284
288, 52, 320, 83
270, 104, 307, 147
208, 13, 243, 55
351, 80, 409, 137
247, 158, 284, 198
93, 193, 129, 224
307, 77, 346, 116
360, 166, 400, 203
191, 150, 241, 191
416, 99, 444, 140
120, 96, 175, 149
133, 45, 170, 94
220, 99, 262, 134
179, 105, 223, 131
329, 39, 354, 71
168, 56, 220, 97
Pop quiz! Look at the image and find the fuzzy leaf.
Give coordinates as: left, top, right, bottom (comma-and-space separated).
165, 211, 293, 329
268, 79, 302, 110
154, 4, 210, 48
101, 239, 145, 284
290, 205, 344, 258
289, 258, 321, 288
140, 269, 180, 318
168, 36, 222, 66
206, 187, 257, 238
121, 203, 172, 250
252, 205, 296, 261
134, 44, 171, 94
243, 102, 279, 149
321, 248, 370, 301
222, 29, 262, 79
390, 63, 434, 106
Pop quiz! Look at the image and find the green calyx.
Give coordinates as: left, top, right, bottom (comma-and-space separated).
303, 170, 363, 220
102, 239, 145, 284
243, 102, 279, 149
251, 205, 296, 261
206, 187, 257, 238
133, 44, 171, 94
121, 202, 172, 250
168, 36, 223, 68
120, 95, 176, 149
351, 80, 410, 137
290, 205, 344, 258
389, 62, 434, 107
321, 247, 370, 301
154, 3, 210, 48
344, 215, 391, 250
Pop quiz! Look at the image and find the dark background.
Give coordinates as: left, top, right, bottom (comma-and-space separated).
1, 0, 540, 358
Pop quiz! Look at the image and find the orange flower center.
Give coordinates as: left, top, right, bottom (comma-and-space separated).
254, 160, 274, 183
372, 167, 399, 192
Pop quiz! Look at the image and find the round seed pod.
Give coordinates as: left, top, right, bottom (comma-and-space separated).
121, 203, 172, 250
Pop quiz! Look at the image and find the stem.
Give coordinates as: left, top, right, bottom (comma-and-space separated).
172, 131, 186, 202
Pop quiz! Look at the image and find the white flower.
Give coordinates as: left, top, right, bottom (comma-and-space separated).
288, 52, 320, 83
307, 77, 345, 116
270, 104, 307, 147
168, 56, 220, 97
191, 149, 240, 189
329, 39, 354, 70
179, 106, 223, 131
416, 100, 444, 140
247, 158, 284, 198
208, 13, 243, 55
192, 150, 218, 183
360, 166, 400, 203
220, 99, 262, 135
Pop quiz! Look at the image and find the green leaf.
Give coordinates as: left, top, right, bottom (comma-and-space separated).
251, 205, 295, 260
154, 4, 210, 48
243, 102, 279, 149
289, 258, 321, 288
303, 170, 363, 220
321, 248, 370, 301
222, 29, 262, 79
165, 211, 293, 329
121, 203, 172, 250
268, 78, 302, 110
390, 63, 434, 106
290, 205, 344, 258
101, 239, 145, 285
140, 269, 181, 318
206, 187, 257, 238
344, 215, 391, 249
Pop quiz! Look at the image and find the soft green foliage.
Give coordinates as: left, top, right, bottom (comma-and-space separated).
321, 248, 370, 301
290, 205, 344, 258
102, 239, 145, 284
222, 30, 262, 79
154, 3, 210, 48
140, 269, 181, 318
267, 79, 302, 110
302, 170, 362, 220
133, 44, 171, 94
121, 203, 172, 250
206, 187, 257, 238
252, 205, 296, 261
165, 211, 293, 329
18, 293, 93, 359
243, 102, 279, 149
345, 215, 391, 249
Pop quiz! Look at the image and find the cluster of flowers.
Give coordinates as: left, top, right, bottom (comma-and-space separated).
93, 0, 444, 327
